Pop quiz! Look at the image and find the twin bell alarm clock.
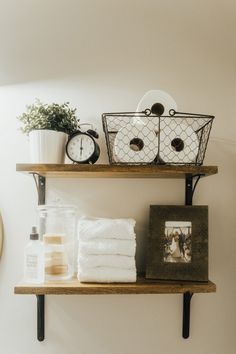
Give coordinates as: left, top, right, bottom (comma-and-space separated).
66, 124, 100, 164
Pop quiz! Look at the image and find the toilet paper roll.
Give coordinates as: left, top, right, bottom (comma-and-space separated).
113, 124, 158, 163
134, 90, 178, 125
159, 122, 199, 164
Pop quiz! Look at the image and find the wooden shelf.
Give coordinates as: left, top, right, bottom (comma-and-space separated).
14, 277, 216, 295
16, 164, 218, 179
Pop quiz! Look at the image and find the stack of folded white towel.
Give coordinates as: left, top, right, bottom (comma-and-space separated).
77, 217, 136, 283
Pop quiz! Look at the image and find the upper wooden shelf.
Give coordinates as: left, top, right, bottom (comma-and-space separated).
16, 164, 218, 179
14, 277, 216, 295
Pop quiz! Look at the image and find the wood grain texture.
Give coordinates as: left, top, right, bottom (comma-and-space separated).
14, 277, 216, 295
16, 164, 218, 179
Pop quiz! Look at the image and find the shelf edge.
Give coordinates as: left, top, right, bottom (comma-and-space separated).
16, 164, 218, 179
14, 280, 216, 295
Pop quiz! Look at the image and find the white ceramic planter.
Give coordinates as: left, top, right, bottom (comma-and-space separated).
29, 130, 68, 163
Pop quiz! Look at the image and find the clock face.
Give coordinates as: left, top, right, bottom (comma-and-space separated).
67, 133, 95, 162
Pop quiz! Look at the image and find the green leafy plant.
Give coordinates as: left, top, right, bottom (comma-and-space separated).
18, 99, 79, 135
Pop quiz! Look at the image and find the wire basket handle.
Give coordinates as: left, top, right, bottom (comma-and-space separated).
169, 109, 214, 119
143, 109, 152, 116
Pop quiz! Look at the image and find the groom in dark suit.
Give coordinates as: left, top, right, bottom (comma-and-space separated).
178, 231, 185, 258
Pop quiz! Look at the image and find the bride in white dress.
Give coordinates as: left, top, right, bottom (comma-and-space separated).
169, 233, 181, 262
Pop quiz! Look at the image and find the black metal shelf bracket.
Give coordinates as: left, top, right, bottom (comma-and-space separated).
31, 173, 46, 205
182, 173, 202, 339
185, 174, 202, 205
36, 295, 45, 342
31, 172, 46, 341
183, 292, 193, 339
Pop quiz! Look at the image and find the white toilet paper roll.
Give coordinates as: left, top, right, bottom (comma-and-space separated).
134, 90, 178, 125
159, 122, 199, 164
113, 124, 158, 163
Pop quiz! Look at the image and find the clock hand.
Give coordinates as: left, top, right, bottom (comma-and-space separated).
80, 138, 83, 158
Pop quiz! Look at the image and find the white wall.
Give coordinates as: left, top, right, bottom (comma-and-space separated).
0, 1, 235, 353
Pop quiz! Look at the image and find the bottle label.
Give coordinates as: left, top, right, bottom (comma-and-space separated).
25, 254, 38, 279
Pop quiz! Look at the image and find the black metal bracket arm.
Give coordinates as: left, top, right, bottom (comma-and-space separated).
185, 174, 202, 205
36, 295, 45, 342
31, 173, 46, 205
183, 292, 193, 339
183, 173, 201, 338
32, 173, 46, 341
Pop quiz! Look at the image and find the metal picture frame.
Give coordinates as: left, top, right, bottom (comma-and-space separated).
146, 205, 208, 281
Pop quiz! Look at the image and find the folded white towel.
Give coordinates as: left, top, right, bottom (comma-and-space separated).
78, 254, 135, 270
79, 239, 136, 257
78, 267, 137, 283
78, 217, 136, 241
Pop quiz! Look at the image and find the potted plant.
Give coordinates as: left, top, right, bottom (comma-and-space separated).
18, 99, 79, 163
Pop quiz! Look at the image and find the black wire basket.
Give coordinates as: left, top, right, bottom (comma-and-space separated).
102, 109, 214, 166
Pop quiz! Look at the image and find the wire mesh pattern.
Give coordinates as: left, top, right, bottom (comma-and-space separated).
102, 111, 214, 166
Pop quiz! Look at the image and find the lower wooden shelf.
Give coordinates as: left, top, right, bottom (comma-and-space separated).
14, 277, 216, 295
14, 277, 216, 341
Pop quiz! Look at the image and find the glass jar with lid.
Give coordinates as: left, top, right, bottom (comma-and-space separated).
37, 205, 77, 281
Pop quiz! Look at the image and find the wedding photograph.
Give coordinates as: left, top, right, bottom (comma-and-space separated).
163, 221, 192, 263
